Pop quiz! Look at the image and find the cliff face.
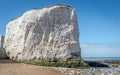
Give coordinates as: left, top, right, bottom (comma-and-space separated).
0, 35, 6, 58
4, 5, 81, 60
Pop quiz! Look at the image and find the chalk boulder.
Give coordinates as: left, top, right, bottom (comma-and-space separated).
4, 5, 81, 60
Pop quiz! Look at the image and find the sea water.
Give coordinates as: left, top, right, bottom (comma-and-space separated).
82, 57, 120, 61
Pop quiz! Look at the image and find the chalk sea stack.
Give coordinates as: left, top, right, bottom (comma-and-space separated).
0, 35, 7, 58
4, 5, 81, 60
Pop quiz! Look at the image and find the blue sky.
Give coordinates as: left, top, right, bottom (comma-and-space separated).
0, 0, 120, 57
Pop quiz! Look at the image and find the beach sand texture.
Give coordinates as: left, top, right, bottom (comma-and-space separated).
0, 59, 64, 75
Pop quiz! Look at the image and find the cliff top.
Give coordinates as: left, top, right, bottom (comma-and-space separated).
10, 4, 74, 21
31, 4, 73, 10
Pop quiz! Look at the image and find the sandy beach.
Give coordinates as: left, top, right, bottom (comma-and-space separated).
0, 59, 64, 75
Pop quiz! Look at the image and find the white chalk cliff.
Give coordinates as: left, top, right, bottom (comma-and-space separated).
0, 35, 6, 58
4, 5, 81, 60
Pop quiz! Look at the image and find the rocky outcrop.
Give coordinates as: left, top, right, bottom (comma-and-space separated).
4, 5, 81, 60
0, 35, 7, 58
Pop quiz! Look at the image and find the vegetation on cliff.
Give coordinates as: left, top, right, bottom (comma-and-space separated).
19, 58, 89, 68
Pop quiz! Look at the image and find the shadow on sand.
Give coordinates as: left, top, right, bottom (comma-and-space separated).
0, 59, 18, 64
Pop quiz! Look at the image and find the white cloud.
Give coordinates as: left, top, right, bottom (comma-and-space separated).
81, 42, 120, 57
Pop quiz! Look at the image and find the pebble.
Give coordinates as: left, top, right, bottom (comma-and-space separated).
54, 67, 120, 75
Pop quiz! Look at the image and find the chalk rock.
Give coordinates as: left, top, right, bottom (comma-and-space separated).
4, 5, 81, 60
0, 35, 6, 58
